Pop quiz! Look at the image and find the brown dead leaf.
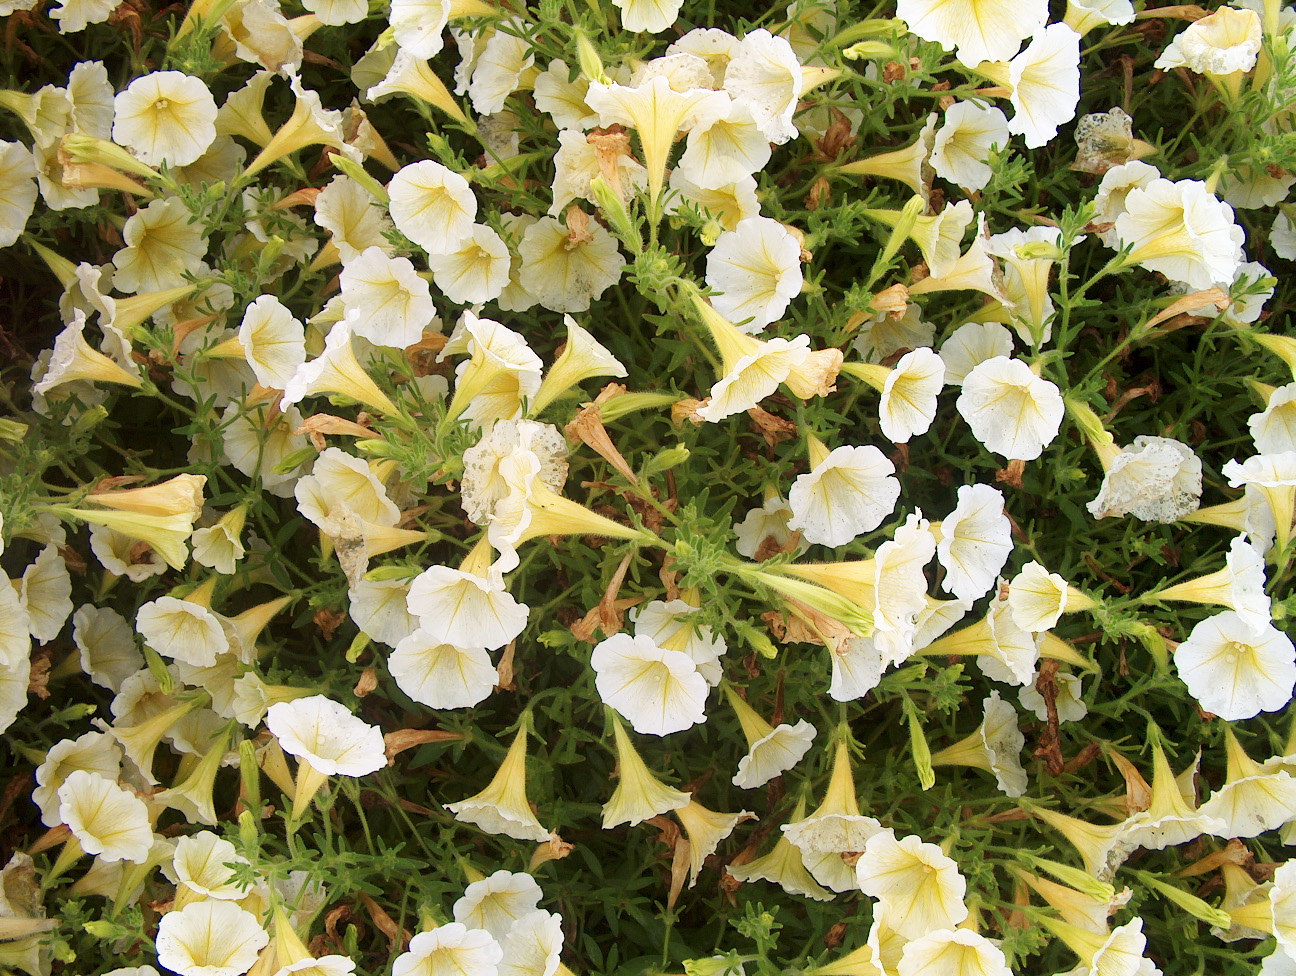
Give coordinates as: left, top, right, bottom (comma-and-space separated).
313, 608, 346, 641
496, 640, 517, 691
746, 406, 797, 449
672, 398, 707, 426
353, 667, 378, 699
358, 892, 409, 953
529, 831, 576, 871
384, 729, 463, 761
995, 459, 1026, 490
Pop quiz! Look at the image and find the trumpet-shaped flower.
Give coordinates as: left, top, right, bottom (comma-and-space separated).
930, 690, 1027, 796
1114, 178, 1244, 290
897, 929, 1012, 976
1251, 384, 1296, 455
112, 72, 218, 167
111, 196, 207, 294
340, 246, 437, 349
388, 159, 477, 256
897, 0, 1047, 67
727, 797, 835, 901
388, 0, 452, 59
135, 597, 230, 669
389, 630, 497, 709
33, 730, 121, 826
406, 563, 529, 652
314, 174, 394, 264
982, 24, 1082, 149
931, 102, 1009, 192
267, 695, 386, 778
612, 0, 683, 31
440, 310, 543, 427
705, 217, 803, 333
726, 687, 815, 788
1223, 452, 1296, 551
631, 600, 726, 687
517, 214, 625, 314
855, 830, 969, 940
697, 333, 811, 422
467, 21, 534, 116
723, 29, 804, 145
602, 716, 690, 828
57, 769, 153, 862
427, 224, 511, 306
0, 141, 37, 249
452, 871, 542, 943
957, 356, 1064, 460
939, 321, 1015, 387
675, 799, 755, 887
280, 311, 399, 416
1200, 729, 1296, 839
678, 102, 772, 190
446, 727, 550, 842
936, 484, 1012, 603
155, 901, 269, 976
461, 419, 568, 525
391, 922, 502, 976
1087, 435, 1202, 522
530, 316, 627, 415
1019, 669, 1089, 722
1148, 534, 1270, 634
496, 909, 563, 976
172, 831, 252, 901
1008, 561, 1098, 632
236, 295, 305, 390
592, 633, 708, 736
786, 443, 901, 547
1154, 6, 1262, 75
1174, 611, 1295, 720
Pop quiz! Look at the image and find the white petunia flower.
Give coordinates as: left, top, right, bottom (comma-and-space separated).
591, 633, 708, 736
734, 492, 804, 559
135, 597, 230, 669
388, 0, 452, 59
497, 908, 564, 976
678, 101, 773, 191
172, 831, 252, 900
389, 631, 497, 709
33, 731, 121, 826
936, 484, 1012, 603
468, 21, 534, 116
112, 72, 218, 167
855, 830, 969, 940
532, 60, 597, 130
19, 545, 72, 643
897, 0, 1046, 67
237, 295, 305, 389
266, 695, 387, 777
1087, 435, 1202, 522
388, 159, 477, 256
930, 103, 1010, 192
155, 901, 269, 976
340, 246, 437, 349
787, 444, 901, 547
111, 196, 207, 294
612, 0, 683, 32
723, 29, 804, 144
1019, 670, 1088, 723
315, 174, 395, 263
452, 871, 542, 943
897, 929, 1013, 976
57, 770, 153, 863
939, 321, 1015, 386
427, 223, 512, 305
877, 347, 945, 443
1155, 6, 1262, 75
696, 334, 811, 422
998, 24, 1082, 149
0, 142, 38, 248
1251, 384, 1296, 454
631, 600, 726, 687
517, 215, 625, 313
406, 564, 529, 651
1174, 611, 1296, 720
445, 727, 549, 841
957, 356, 1064, 460
1114, 178, 1244, 290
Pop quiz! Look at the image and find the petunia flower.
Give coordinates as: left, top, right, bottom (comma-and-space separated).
934, 484, 1012, 603
978, 24, 1082, 149
726, 686, 815, 788
930, 690, 1027, 797
267, 695, 387, 815
727, 796, 835, 902
612, 0, 683, 32
678, 101, 772, 191
722, 29, 804, 145
957, 356, 1064, 461
171, 831, 252, 903
388, 158, 477, 256
155, 901, 269, 976
445, 726, 550, 842
1222, 452, 1296, 552
1199, 728, 1296, 839
786, 439, 901, 547
1086, 435, 1202, 522
1114, 178, 1244, 290
704, 217, 804, 333
841, 347, 946, 444
57, 769, 153, 863
591, 633, 708, 736
517, 214, 625, 314
112, 72, 218, 167
1144, 535, 1270, 634
452, 871, 542, 943
1008, 561, 1098, 633
674, 799, 755, 887
931, 102, 1010, 192
601, 714, 690, 828
1174, 611, 1296, 720
339, 246, 437, 349
897, 929, 1013, 976
855, 830, 968, 940
896, 0, 1046, 67
427, 224, 512, 306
